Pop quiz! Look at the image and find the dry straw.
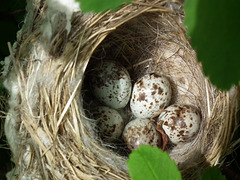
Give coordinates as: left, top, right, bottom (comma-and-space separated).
3, 0, 240, 179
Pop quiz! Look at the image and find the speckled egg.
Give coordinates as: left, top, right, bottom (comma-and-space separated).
91, 106, 125, 142
158, 104, 201, 144
90, 60, 132, 109
122, 118, 160, 151
130, 73, 172, 118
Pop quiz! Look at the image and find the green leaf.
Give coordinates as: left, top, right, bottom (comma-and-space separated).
76, 0, 132, 13
201, 167, 226, 180
184, 0, 240, 90
127, 145, 182, 180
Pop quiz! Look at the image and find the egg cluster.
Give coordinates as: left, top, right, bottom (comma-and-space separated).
85, 60, 201, 151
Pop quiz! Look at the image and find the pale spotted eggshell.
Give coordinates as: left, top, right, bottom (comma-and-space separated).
90, 60, 132, 109
130, 73, 172, 118
92, 106, 124, 142
158, 104, 201, 144
122, 118, 160, 151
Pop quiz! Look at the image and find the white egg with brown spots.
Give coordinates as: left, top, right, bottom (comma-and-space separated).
122, 118, 160, 151
90, 60, 132, 109
130, 73, 172, 118
91, 106, 124, 142
158, 104, 201, 144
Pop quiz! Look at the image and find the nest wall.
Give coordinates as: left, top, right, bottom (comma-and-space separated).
3, 0, 240, 179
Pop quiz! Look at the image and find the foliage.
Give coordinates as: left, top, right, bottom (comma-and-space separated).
128, 145, 226, 180
127, 145, 182, 180
184, 0, 240, 90
76, 0, 132, 13
200, 167, 226, 180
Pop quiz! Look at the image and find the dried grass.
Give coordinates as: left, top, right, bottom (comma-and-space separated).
3, 0, 240, 179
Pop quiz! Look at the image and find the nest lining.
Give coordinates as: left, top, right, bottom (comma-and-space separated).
3, 0, 240, 179
84, 8, 209, 173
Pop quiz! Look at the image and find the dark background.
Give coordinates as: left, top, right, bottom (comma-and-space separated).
0, 0, 26, 179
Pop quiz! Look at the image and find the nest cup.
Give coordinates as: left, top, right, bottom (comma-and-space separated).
3, 0, 240, 179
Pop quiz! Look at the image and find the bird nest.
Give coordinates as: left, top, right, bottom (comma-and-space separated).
2, 0, 240, 179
